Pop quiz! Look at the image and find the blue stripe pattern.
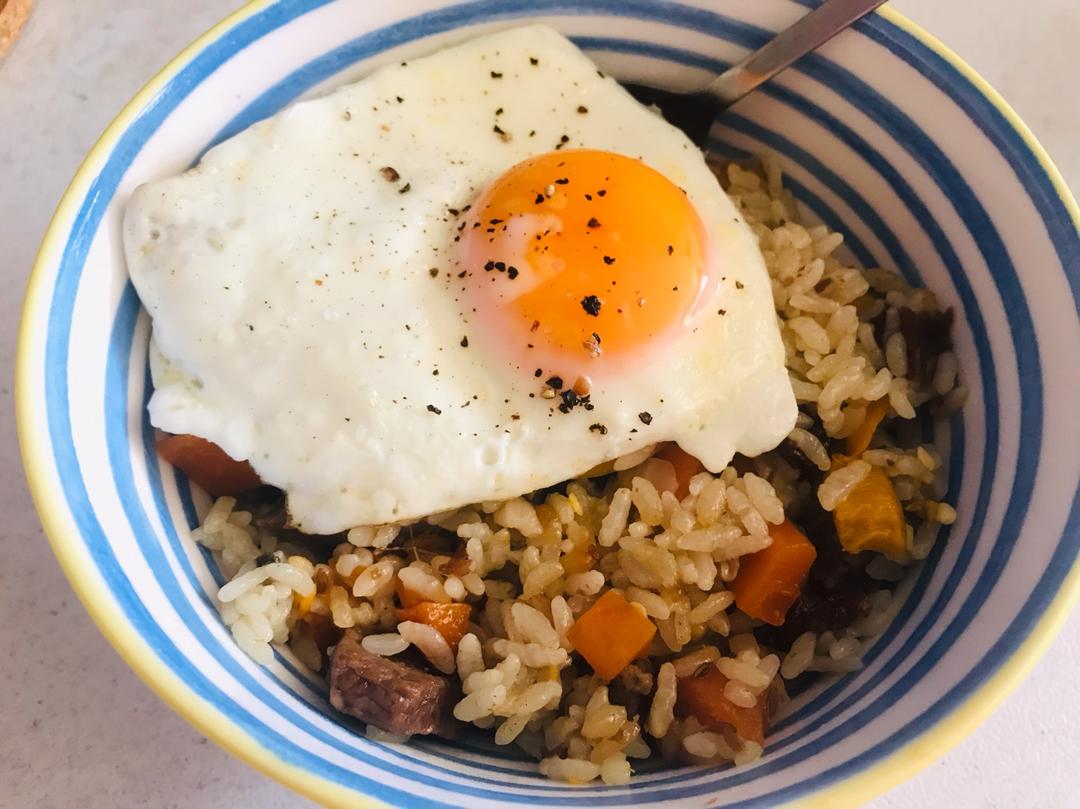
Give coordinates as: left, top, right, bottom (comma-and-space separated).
163, 17, 981, 794
36, 0, 1079, 806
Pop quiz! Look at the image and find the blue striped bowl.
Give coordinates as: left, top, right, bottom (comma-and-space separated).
17, 1, 1080, 806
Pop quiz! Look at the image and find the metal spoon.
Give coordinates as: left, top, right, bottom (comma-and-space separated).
625, 0, 889, 145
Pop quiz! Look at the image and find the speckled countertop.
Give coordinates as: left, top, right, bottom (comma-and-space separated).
2, 1, 1077, 806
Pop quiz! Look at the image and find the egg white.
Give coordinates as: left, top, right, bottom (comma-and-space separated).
124, 25, 795, 533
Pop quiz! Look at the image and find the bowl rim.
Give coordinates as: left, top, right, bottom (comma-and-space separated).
15, 2, 1080, 807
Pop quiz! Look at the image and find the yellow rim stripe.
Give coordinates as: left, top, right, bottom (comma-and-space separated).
15, 3, 1079, 808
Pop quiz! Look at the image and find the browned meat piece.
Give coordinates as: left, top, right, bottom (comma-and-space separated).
775, 437, 823, 482
616, 661, 654, 696
774, 406, 838, 484
235, 486, 345, 557
899, 306, 955, 387
756, 585, 869, 651
329, 629, 458, 737
609, 660, 654, 719
392, 527, 472, 576
755, 488, 876, 653
236, 486, 289, 530
396, 527, 460, 560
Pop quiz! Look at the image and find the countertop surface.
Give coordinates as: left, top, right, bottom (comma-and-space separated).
1, 1, 1077, 807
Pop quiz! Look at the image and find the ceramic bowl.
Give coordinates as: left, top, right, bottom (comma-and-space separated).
17, 1, 1080, 806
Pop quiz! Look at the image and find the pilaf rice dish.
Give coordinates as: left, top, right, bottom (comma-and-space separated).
185, 157, 964, 785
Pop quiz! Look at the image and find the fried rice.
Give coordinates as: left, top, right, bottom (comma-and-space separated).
190, 157, 964, 785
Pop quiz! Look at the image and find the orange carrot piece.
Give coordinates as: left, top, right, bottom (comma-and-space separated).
845, 397, 890, 457
655, 443, 705, 499
157, 434, 262, 497
675, 664, 766, 745
567, 589, 656, 681
833, 465, 907, 556
730, 520, 817, 626
396, 601, 472, 651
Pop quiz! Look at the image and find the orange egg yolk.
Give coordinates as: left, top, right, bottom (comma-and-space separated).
457, 149, 712, 377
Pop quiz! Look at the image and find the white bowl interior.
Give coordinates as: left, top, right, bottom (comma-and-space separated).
20, 1, 1080, 807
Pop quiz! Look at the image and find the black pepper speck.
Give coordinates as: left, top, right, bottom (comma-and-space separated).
581, 295, 601, 316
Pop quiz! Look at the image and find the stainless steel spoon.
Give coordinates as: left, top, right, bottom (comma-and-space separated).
625, 0, 889, 144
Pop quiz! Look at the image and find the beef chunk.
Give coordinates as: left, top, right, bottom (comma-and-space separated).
755, 507, 875, 650
329, 629, 458, 737
395, 527, 460, 560
236, 486, 289, 531
757, 585, 869, 650
774, 406, 842, 485
392, 527, 471, 577
729, 453, 756, 476
609, 661, 655, 719
616, 661, 655, 696
899, 306, 955, 386
775, 437, 823, 483
235, 486, 344, 555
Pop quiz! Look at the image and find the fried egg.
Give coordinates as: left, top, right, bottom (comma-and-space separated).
124, 25, 796, 533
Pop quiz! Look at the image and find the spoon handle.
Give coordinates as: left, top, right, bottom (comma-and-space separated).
707, 0, 889, 109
